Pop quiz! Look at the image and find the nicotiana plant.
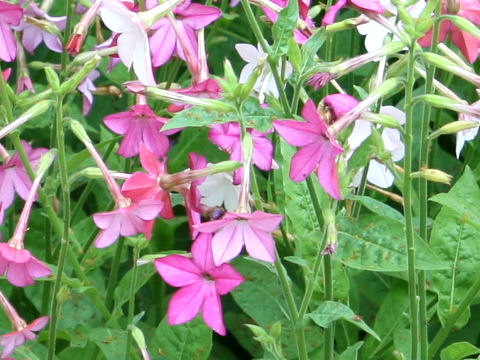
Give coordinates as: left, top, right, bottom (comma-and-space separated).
1, 0, 480, 359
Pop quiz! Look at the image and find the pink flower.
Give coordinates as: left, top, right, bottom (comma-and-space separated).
93, 199, 164, 248
14, 0, 66, 54
209, 122, 273, 183
103, 104, 171, 158
148, 0, 221, 68
0, 141, 48, 210
194, 210, 283, 265
322, 0, 384, 26
0, 1, 23, 62
1, 316, 49, 358
167, 79, 222, 112
0, 243, 51, 287
419, 0, 480, 63
121, 144, 174, 220
273, 99, 344, 199
324, 93, 359, 121
154, 233, 243, 335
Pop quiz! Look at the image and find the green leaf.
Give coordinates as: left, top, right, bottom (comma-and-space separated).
337, 341, 364, 360
347, 195, 404, 222
149, 316, 212, 360
440, 342, 480, 360
309, 301, 380, 341
271, 0, 299, 61
89, 328, 127, 360
162, 106, 237, 131
300, 28, 326, 72
336, 215, 448, 271
429, 168, 480, 328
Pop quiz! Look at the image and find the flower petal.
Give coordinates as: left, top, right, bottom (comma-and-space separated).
155, 255, 201, 287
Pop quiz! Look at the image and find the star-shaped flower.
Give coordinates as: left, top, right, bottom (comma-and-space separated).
155, 233, 244, 335
1, 315, 49, 358
273, 99, 344, 199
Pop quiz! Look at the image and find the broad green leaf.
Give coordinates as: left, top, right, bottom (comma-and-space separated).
149, 316, 212, 360
430, 167, 480, 328
89, 328, 127, 360
440, 342, 480, 360
348, 195, 404, 222
430, 167, 480, 230
336, 215, 448, 271
309, 301, 380, 341
271, 0, 299, 61
300, 28, 326, 72
393, 328, 411, 360
337, 341, 364, 360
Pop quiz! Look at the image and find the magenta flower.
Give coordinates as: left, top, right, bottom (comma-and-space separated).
194, 210, 283, 265
273, 100, 344, 200
209, 122, 273, 183
103, 104, 171, 158
1, 315, 49, 358
0, 243, 51, 287
14, 0, 66, 54
155, 233, 244, 335
0, 1, 23, 62
148, 0, 221, 68
93, 199, 164, 248
167, 79, 222, 113
322, 0, 384, 26
419, 0, 480, 63
324, 93, 359, 121
0, 141, 48, 210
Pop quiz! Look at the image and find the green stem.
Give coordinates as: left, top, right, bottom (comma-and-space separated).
324, 254, 334, 360
48, 95, 71, 360
105, 237, 125, 311
418, 2, 442, 358
125, 246, 141, 360
403, 43, 419, 360
60, 0, 75, 77
428, 275, 480, 359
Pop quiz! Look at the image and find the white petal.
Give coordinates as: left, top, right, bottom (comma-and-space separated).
235, 43, 260, 64
380, 105, 406, 125
382, 128, 404, 161
367, 160, 395, 188
348, 120, 372, 150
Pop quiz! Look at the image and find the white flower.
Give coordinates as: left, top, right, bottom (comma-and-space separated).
99, 0, 156, 86
349, 105, 405, 188
235, 43, 292, 103
456, 99, 480, 158
357, 0, 426, 54
197, 172, 241, 212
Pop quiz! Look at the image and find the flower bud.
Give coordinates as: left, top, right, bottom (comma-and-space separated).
130, 325, 147, 351
0, 100, 53, 140
410, 168, 453, 185
361, 112, 402, 129
60, 55, 101, 95
418, 94, 480, 118
430, 120, 480, 140
44, 67, 60, 93
423, 52, 480, 87
70, 119, 92, 145
35, 149, 57, 179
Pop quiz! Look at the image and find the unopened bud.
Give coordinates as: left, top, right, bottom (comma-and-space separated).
418, 94, 480, 118
36, 149, 57, 179
70, 119, 92, 145
60, 56, 101, 94
430, 120, 480, 140
423, 52, 480, 87
362, 112, 402, 129
242, 132, 254, 165
411, 168, 453, 185
131, 325, 147, 350
0, 100, 53, 140
44, 67, 60, 93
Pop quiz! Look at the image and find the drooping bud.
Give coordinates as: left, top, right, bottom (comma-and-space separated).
410, 168, 453, 185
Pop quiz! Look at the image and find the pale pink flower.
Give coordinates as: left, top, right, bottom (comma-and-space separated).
155, 233, 243, 335
93, 199, 164, 248
0, 1, 23, 62
322, 0, 384, 26
78, 70, 100, 116
0, 244, 51, 287
0, 141, 48, 210
273, 99, 344, 199
14, 0, 66, 54
194, 210, 284, 265
103, 104, 171, 158
0, 291, 49, 358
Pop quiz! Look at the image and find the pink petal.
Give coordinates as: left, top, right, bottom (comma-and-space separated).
322, 0, 347, 26
93, 211, 115, 230
290, 142, 325, 182
0, 245, 30, 263
27, 316, 50, 332
149, 19, 176, 67
7, 263, 34, 287
451, 27, 480, 63
0, 2, 23, 26
26, 256, 51, 278
0, 21, 17, 62
139, 143, 163, 177
121, 172, 159, 202
247, 211, 284, 232
273, 120, 321, 147
179, 4, 222, 30
252, 132, 273, 171
191, 233, 215, 272
324, 93, 359, 120
155, 255, 202, 287
242, 223, 276, 263
201, 284, 226, 335
212, 221, 244, 265
316, 143, 344, 200
194, 217, 236, 233
130, 200, 164, 220
350, 0, 383, 12
94, 220, 121, 248
168, 282, 206, 325
143, 126, 169, 158
118, 118, 142, 158
210, 263, 244, 295
103, 111, 132, 135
